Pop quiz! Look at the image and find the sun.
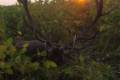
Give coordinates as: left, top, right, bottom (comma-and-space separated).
73, 0, 90, 5
78, 0, 87, 4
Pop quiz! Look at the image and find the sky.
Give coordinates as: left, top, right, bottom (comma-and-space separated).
0, 0, 17, 5
0, 0, 90, 6
0, 0, 37, 6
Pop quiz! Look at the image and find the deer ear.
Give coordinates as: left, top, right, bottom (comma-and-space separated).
17, 31, 23, 36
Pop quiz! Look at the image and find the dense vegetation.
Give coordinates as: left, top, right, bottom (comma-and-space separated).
0, 0, 120, 80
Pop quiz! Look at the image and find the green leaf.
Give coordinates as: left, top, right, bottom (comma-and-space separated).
5, 38, 13, 46
44, 60, 58, 69
37, 51, 47, 57
30, 62, 40, 71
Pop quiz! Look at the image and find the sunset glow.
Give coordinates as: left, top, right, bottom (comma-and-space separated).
74, 0, 90, 6
78, 0, 87, 4
0, 0, 90, 6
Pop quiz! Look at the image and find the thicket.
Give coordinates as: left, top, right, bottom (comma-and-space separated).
0, 0, 120, 80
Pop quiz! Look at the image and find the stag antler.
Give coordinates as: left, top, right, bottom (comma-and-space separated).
76, 0, 103, 41
18, 0, 44, 40
16, 0, 117, 53
77, 0, 117, 41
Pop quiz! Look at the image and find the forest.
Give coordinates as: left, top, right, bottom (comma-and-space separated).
0, 0, 120, 80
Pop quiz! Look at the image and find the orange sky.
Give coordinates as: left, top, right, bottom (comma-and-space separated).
0, 0, 91, 6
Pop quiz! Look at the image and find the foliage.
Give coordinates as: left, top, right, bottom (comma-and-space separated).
0, 0, 120, 80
